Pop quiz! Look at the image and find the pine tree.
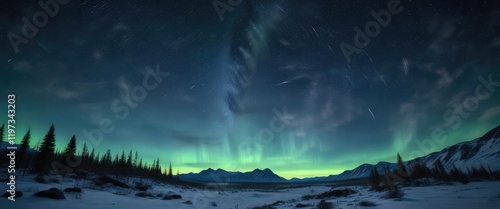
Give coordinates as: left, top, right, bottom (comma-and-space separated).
88, 148, 95, 170
33, 125, 56, 176
64, 135, 77, 158
80, 142, 89, 169
168, 162, 173, 179
409, 162, 421, 179
0, 124, 4, 143
104, 150, 112, 164
120, 151, 126, 164
18, 129, 31, 167
138, 158, 143, 176
133, 151, 138, 166
101, 149, 112, 173
81, 142, 89, 158
156, 158, 161, 179
114, 154, 120, 168
63, 135, 78, 173
369, 166, 381, 190
94, 153, 100, 171
396, 153, 409, 181
132, 151, 138, 175
126, 150, 133, 176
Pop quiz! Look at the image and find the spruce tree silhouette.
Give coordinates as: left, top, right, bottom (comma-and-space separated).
62, 135, 78, 176
80, 142, 89, 170
18, 129, 31, 167
64, 135, 77, 157
397, 153, 410, 182
168, 162, 173, 179
369, 166, 381, 190
34, 125, 56, 177
0, 124, 4, 143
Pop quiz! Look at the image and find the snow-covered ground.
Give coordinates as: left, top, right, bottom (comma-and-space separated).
304, 182, 500, 209
1, 174, 499, 209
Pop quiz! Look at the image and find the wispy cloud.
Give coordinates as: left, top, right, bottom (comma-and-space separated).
165, 128, 222, 146
479, 106, 500, 122
41, 80, 108, 100
435, 67, 464, 89
116, 75, 133, 104
56, 88, 80, 99
426, 18, 456, 56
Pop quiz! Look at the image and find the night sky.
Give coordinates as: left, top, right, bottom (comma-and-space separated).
1, 0, 499, 178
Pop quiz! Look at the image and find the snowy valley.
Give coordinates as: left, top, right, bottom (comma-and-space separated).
1, 125, 500, 208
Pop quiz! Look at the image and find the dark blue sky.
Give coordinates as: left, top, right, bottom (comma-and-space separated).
1, 0, 499, 178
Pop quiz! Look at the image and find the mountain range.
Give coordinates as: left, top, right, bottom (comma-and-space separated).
180, 168, 287, 183
180, 124, 500, 183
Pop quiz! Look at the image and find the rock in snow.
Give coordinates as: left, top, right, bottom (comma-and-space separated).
34, 188, 65, 200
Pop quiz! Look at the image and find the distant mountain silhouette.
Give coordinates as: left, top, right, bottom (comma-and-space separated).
293, 124, 500, 182
180, 168, 286, 183
184, 125, 500, 183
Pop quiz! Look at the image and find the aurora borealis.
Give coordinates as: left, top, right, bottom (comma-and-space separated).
1, 0, 499, 179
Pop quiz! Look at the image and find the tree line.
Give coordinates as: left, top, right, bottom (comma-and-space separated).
0, 124, 176, 182
369, 153, 500, 191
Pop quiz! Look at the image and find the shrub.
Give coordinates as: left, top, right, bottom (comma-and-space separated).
252, 206, 276, 209
369, 167, 381, 190
317, 200, 333, 209
134, 182, 151, 191
358, 200, 377, 206
135, 192, 153, 197
295, 203, 311, 207
63, 187, 82, 193
72, 170, 89, 179
34, 176, 48, 184
34, 188, 65, 200
94, 176, 129, 188
303, 188, 357, 200
371, 185, 386, 192
384, 187, 405, 200
163, 193, 182, 200
48, 178, 61, 184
